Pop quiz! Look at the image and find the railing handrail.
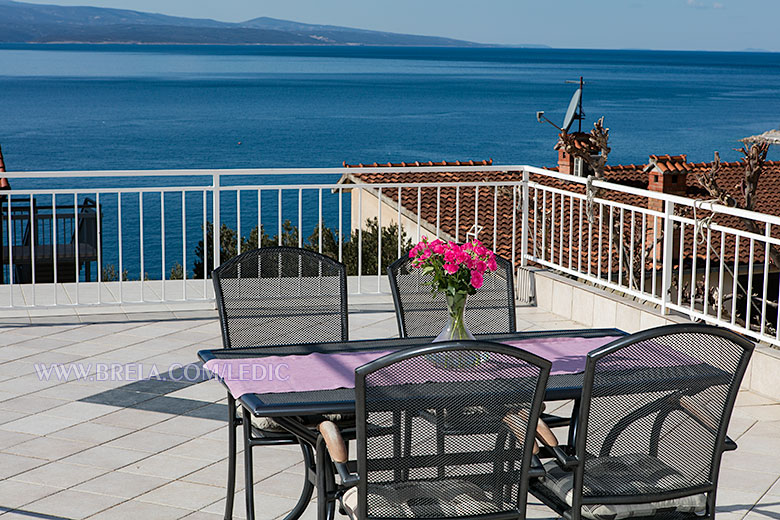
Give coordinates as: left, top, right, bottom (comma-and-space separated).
0, 164, 525, 180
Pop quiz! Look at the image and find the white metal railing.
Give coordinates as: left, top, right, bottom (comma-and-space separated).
521, 165, 780, 347
0, 166, 522, 310
3, 164, 780, 348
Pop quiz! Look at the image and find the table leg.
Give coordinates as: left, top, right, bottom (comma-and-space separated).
243, 406, 256, 520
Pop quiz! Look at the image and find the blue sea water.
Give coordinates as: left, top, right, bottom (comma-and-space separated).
0, 44, 779, 280
2, 44, 779, 174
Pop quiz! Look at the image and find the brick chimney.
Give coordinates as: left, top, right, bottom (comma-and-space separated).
554, 132, 597, 176
645, 154, 689, 212
645, 155, 690, 266
557, 149, 574, 175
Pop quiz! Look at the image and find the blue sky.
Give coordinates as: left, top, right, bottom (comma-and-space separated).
18, 0, 780, 51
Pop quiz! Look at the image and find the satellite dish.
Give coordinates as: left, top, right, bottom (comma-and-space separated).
562, 88, 582, 132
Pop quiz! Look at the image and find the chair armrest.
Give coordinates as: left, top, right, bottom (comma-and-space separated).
535, 417, 559, 447
539, 412, 571, 428
318, 421, 359, 486
678, 396, 737, 452
502, 412, 541, 455
679, 396, 718, 430
518, 415, 579, 471
550, 445, 579, 470
318, 421, 348, 463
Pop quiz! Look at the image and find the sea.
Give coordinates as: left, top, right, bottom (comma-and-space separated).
1, 44, 779, 279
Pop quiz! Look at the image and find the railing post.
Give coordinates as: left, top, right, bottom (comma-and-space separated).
212, 172, 221, 272
520, 169, 529, 268
660, 199, 675, 315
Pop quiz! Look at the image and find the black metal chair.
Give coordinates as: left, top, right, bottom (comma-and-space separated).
316, 341, 551, 520
212, 246, 349, 520
387, 253, 516, 338
530, 324, 754, 520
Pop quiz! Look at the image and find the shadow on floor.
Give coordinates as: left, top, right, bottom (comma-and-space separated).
78, 362, 227, 421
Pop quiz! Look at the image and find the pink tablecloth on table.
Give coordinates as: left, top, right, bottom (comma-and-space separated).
203, 335, 621, 398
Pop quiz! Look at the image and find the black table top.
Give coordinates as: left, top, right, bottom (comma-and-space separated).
197, 328, 625, 417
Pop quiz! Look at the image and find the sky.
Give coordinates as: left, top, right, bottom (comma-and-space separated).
14, 0, 780, 52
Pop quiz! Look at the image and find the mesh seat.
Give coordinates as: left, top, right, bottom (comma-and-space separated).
212, 246, 350, 520
387, 253, 516, 338
323, 341, 551, 520
529, 324, 754, 520
537, 455, 706, 520
341, 479, 501, 519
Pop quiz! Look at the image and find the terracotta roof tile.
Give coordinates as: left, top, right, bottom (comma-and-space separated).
343, 159, 493, 168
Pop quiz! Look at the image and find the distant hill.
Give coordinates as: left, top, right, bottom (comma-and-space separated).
0, 0, 481, 46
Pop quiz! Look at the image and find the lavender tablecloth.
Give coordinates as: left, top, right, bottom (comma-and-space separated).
203, 335, 621, 399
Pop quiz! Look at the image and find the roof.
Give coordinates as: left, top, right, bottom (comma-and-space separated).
646, 154, 694, 173
343, 159, 493, 168
338, 155, 780, 270
339, 159, 517, 260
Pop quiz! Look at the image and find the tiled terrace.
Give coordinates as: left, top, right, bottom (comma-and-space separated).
0, 302, 778, 520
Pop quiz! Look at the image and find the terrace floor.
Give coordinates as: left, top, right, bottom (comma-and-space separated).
0, 303, 778, 520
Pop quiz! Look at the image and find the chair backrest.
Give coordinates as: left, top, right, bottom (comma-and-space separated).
573, 324, 753, 509
72, 197, 99, 247
387, 254, 516, 338
355, 341, 550, 520
212, 247, 348, 348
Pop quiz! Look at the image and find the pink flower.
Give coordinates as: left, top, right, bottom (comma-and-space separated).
487, 257, 498, 271
443, 263, 460, 274
431, 240, 445, 255
475, 260, 487, 273
444, 249, 457, 263
470, 270, 484, 289
455, 251, 469, 265
419, 248, 432, 260
475, 245, 488, 257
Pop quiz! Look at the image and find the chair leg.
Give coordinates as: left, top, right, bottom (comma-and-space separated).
225, 393, 238, 520
568, 399, 581, 446
243, 407, 256, 520
402, 411, 412, 480
316, 436, 338, 520
436, 409, 445, 479
282, 442, 315, 520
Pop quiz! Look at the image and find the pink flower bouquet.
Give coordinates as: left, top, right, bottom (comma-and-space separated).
409, 237, 498, 342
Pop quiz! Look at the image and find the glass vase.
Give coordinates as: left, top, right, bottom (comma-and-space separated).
429, 293, 487, 369
434, 292, 475, 342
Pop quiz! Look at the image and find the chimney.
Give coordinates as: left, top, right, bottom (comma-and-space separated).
557, 149, 574, 175
646, 155, 689, 212
555, 132, 597, 176
645, 155, 690, 267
